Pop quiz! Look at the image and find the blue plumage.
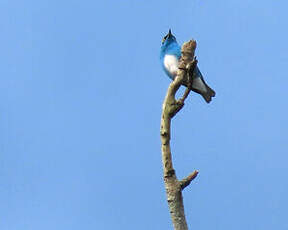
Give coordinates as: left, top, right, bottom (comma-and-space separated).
160, 30, 215, 103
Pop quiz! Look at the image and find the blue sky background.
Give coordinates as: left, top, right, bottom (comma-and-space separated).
0, 0, 287, 229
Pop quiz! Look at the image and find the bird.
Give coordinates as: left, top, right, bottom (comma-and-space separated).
160, 29, 215, 103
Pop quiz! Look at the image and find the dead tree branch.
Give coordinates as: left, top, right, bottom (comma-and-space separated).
160, 40, 198, 230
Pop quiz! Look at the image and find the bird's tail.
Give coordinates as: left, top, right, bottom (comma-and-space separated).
200, 82, 216, 103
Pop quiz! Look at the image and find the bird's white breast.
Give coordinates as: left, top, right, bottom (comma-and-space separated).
164, 54, 179, 77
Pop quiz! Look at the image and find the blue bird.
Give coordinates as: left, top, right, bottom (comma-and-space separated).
160, 29, 215, 103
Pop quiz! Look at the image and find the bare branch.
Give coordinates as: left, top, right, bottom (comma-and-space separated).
160, 40, 199, 230
180, 170, 199, 190
178, 57, 198, 104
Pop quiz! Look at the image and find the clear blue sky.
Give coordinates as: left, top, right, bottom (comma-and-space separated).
0, 0, 287, 229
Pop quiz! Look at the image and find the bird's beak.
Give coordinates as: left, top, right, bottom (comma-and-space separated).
168, 29, 172, 38
162, 29, 173, 44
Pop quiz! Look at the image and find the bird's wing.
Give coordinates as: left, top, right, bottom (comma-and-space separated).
190, 67, 216, 103
191, 77, 208, 93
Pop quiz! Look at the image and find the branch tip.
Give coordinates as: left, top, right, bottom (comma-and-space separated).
180, 170, 199, 190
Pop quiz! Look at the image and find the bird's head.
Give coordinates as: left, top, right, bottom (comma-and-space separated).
161, 29, 177, 46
